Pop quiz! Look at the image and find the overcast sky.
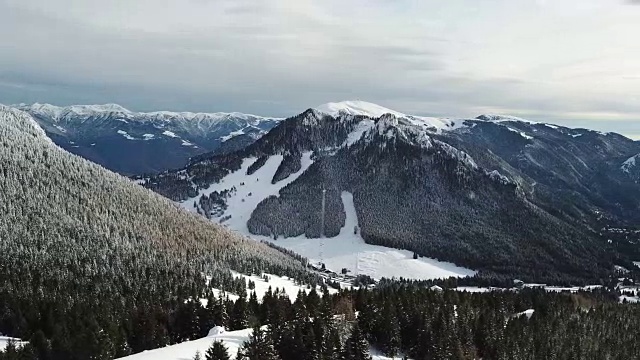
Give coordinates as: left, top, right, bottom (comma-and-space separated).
1, 0, 639, 138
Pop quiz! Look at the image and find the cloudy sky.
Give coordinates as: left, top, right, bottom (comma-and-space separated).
1, 0, 639, 137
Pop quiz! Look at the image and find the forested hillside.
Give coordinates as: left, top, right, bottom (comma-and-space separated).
143, 106, 639, 284
0, 106, 312, 359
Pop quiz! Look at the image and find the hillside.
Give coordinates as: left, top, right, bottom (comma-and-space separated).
142, 102, 640, 284
12, 103, 281, 175
0, 106, 310, 358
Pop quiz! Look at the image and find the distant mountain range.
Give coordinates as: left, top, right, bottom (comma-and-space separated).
140, 100, 640, 284
12, 103, 282, 175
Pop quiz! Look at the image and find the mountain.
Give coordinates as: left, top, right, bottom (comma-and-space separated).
622, 153, 640, 182
142, 101, 640, 284
0, 105, 310, 357
12, 103, 282, 175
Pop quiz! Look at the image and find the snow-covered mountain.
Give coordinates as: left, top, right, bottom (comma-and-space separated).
142, 101, 640, 284
12, 103, 282, 174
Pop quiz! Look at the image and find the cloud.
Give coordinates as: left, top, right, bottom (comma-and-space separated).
0, 0, 639, 138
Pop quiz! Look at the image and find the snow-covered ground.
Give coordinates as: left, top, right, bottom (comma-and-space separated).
270, 192, 475, 281
633, 261, 640, 269
0, 336, 27, 350
179, 153, 313, 235
117, 327, 407, 360
179, 154, 475, 281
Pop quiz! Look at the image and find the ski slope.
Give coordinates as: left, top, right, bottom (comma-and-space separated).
180, 153, 475, 281
257, 192, 475, 281
179, 152, 314, 234
117, 327, 407, 360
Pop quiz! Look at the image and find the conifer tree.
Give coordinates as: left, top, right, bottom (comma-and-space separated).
342, 322, 372, 360
205, 340, 231, 360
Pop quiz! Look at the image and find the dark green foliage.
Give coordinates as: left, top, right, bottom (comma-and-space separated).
0, 107, 313, 359
205, 340, 231, 360
236, 325, 280, 360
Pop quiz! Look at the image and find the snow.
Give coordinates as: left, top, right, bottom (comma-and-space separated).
162, 130, 178, 138
227, 271, 338, 304
53, 124, 66, 133
506, 127, 534, 140
142, 134, 155, 140
317, 100, 405, 118
117, 130, 136, 140
180, 153, 314, 235
622, 154, 638, 173
571, 133, 583, 138
262, 192, 476, 281
117, 326, 407, 360
346, 119, 375, 146
316, 101, 466, 134
0, 336, 27, 350
220, 129, 246, 142
454, 286, 497, 293
179, 152, 474, 281
181, 140, 197, 147
208, 326, 226, 336
117, 327, 252, 360
634, 261, 640, 269
620, 295, 639, 303
512, 309, 535, 319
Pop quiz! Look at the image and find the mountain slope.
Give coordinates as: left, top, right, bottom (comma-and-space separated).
143, 103, 640, 283
0, 106, 309, 357
13, 103, 281, 175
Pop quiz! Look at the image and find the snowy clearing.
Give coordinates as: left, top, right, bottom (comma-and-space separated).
162, 130, 178, 138
203, 272, 339, 307
634, 261, 640, 269
117, 326, 407, 360
0, 336, 27, 350
258, 192, 475, 281
179, 152, 313, 235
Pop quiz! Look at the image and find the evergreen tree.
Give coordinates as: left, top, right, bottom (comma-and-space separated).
236, 325, 280, 360
342, 322, 372, 360
205, 340, 231, 360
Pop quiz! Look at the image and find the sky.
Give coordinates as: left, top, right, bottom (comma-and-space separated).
0, 0, 639, 138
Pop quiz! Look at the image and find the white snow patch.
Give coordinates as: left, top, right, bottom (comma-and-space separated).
506, 127, 533, 140
571, 133, 583, 138
180, 153, 314, 235
142, 134, 155, 140
220, 129, 246, 142
117, 326, 407, 360
162, 130, 178, 138
620, 295, 640, 304
0, 336, 27, 350
346, 119, 375, 146
317, 100, 405, 118
117, 327, 252, 360
53, 124, 66, 133
634, 261, 640, 269
181, 140, 197, 147
264, 192, 476, 281
117, 130, 136, 140
622, 154, 638, 173
544, 123, 559, 129
316, 101, 466, 134
512, 309, 535, 319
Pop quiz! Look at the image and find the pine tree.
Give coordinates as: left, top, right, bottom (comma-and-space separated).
205, 340, 231, 360
236, 325, 280, 360
193, 350, 203, 360
342, 322, 372, 360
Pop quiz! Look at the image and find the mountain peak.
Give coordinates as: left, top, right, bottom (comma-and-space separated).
315, 100, 405, 118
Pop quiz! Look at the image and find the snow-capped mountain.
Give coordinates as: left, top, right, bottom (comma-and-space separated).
142, 101, 640, 284
13, 103, 282, 174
